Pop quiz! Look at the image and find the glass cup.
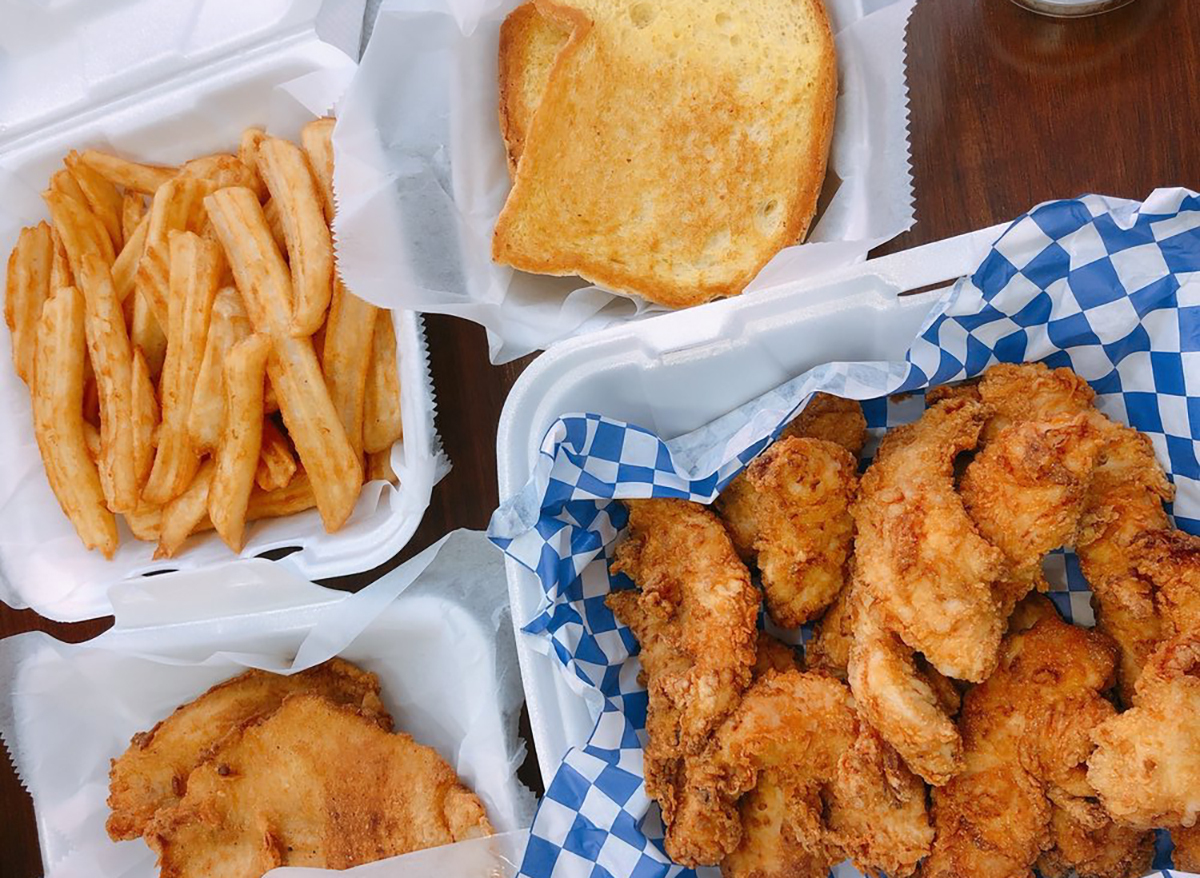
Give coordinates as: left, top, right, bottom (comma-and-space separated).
1009, 0, 1136, 16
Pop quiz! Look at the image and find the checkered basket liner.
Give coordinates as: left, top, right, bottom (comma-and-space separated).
488, 189, 1200, 878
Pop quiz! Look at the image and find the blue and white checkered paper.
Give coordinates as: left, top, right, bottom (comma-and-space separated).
488, 188, 1200, 878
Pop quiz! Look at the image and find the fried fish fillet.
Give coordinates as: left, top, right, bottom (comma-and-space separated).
608, 498, 759, 827
106, 658, 390, 840
145, 695, 491, 878
716, 393, 865, 565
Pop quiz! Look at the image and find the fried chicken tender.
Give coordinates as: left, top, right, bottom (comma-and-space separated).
780, 391, 869, 453
106, 659, 390, 841
853, 396, 1005, 683
1135, 528, 1200, 639
1173, 823, 1200, 872
1088, 629, 1200, 830
144, 695, 491, 878
928, 361, 1097, 444
960, 413, 1106, 616
670, 669, 932, 877
716, 393, 864, 564
1076, 424, 1174, 703
849, 590, 964, 786
1036, 795, 1154, 878
805, 571, 857, 679
742, 437, 858, 628
923, 610, 1125, 878
608, 499, 759, 827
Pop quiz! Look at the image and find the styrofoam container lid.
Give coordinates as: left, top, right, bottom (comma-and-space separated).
0, 0, 449, 621
495, 223, 1008, 782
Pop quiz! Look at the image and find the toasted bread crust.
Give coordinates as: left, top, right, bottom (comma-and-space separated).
498, 2, 570, 176
493, 0, 838, 308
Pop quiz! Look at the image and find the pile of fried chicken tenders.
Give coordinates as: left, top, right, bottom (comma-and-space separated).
608, 362, 1200, 878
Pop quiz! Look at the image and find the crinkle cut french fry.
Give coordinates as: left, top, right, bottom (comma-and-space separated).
322, 277, 377, 458
79, 254, 138, 513
155, 458, 215, 559
122, 193, 146, 244
49, 226, 71, 290
366, 449, 398, 486
79, 149, 177, 195
43, 190, 116, 278
188, 286, 252, 451
5, 223, 53, 386
112, 212, 149, 302
66, 150, 125, 251
32, 287, 118, 557
209, 333, 270, 551
300, 117, 336, 223
132, 289, 167, 383
363, 311, 403, 454
142, 232, 221, 505
182, 153, 266, 201
205, 187, 361, 531
256, 418, 297, 492
256, 138, 332, 336
135, 176, 212, 331
131, 347, 159, 487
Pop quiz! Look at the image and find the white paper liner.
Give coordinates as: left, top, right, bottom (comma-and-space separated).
0, 530, 536, 878
0, 0, 448, 622
332, 0, 917, 363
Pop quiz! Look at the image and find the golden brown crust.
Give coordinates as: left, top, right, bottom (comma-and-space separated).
492, 0, 839, 308
106, 659, 390, 841
497, 2, 570, 176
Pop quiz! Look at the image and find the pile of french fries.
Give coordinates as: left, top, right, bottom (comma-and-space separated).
3, 118, 403, 561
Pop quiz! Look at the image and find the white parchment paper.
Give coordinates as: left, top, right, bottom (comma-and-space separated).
0, 530, 536, 878
333, 0, 917, 362
0, 0, 448, 622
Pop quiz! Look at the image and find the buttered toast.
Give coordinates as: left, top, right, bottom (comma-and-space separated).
492, 0, 837, 309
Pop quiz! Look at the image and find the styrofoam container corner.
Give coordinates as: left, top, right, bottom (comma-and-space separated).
0, 0, 446, 622
495, 223, 1008, 783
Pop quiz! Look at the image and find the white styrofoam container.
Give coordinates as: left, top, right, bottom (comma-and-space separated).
0, 531, 533, 877
0, 0, 447, 622
496, 223, 1009, 783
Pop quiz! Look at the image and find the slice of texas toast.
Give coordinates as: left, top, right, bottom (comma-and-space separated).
499, 2, 569, 176
492, 0, 837, 308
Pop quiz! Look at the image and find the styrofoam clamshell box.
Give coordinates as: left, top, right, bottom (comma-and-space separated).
0, 0, 447, 622
495, 223, 1009, 782
0, 530, 535, 877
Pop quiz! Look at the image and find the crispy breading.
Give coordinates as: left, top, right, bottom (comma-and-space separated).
744, 436, 858, 627
1076, 424, 1174, 703
607, 499, 759, 827
960, 413, 1106, 616
923, 615, 1121, 878
1134, 528, 1200, 639
853, 397, 1005, 683
669, 669, 931, 876
106, 659, 390, 841
805, 572, 857, 679
1088, 629, 1200, 829
716, 393, 864, 564
1036, 796, 1154, 878
144, 695, 490, 878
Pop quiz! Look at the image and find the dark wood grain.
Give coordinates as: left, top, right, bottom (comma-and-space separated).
3, 1, 1199, 874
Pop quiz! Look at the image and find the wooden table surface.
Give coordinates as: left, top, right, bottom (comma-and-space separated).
2, 0, 1198, 874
